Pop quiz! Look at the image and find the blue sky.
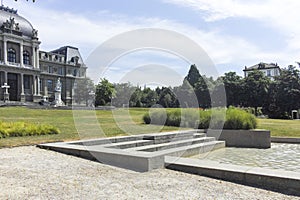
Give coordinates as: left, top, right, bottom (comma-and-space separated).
4, 0, 300, 85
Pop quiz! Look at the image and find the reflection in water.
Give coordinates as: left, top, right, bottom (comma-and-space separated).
192, 143, 300, 172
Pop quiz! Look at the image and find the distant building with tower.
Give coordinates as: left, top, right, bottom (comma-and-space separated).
0, 6, 87, 104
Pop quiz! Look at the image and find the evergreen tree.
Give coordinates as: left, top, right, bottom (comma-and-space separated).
185, 64, 201, 88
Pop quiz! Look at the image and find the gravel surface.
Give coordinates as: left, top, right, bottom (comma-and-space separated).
0, 146, 299, 200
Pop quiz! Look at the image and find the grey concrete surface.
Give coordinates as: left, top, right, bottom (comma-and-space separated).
207, 129, 271, 148
165, 156, 300, 196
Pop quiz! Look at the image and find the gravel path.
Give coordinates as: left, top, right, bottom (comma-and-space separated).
0, 146, 298, 200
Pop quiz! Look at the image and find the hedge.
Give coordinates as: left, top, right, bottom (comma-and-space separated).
143, 107, 257, 130
0, 121, 60, 138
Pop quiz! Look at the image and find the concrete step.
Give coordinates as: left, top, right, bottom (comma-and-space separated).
71, 135, 145, 146
101, 139, 155, 149
127, 137, 216, 152
194, 133, 206, 138
143, 130, 203, 144
159, 140, 226, 157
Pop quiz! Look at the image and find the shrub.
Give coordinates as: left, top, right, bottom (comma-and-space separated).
143, 107, 257, 130
224, 107, 257, 130
0, 121, 60, 139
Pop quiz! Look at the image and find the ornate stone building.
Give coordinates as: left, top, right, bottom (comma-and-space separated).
0, 6, 87, 104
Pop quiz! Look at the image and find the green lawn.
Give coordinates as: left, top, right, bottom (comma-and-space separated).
0, 107, 299, 148
257, 118, 300, 138
0, 107, 179, 147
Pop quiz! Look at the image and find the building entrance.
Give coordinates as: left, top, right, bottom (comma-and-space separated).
8, 73, 18, 101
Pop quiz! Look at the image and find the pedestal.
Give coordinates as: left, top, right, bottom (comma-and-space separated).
33, 95, 42, 103
21, 94, 26, 102
3, 92, 9, 102
53, 91, 65, 107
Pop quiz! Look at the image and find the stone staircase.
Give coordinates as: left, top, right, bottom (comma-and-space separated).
38, 130, 225, 172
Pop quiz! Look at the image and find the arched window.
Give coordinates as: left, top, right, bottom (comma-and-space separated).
8, 48, 16, 63
23, 51, 30, 65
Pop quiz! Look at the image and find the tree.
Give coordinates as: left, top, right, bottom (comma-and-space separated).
265, 65, 300, 118
95, 78, 115, 106
243, 70, 270, 115
158, 87, 178, 108
141, 87, 158, 107
194, 75, 211, 108
173, 79, 198, 108
112, 82, 137, 107
185, 64, 201, 88
73, 77, 95, 106
220, 72, 243, 107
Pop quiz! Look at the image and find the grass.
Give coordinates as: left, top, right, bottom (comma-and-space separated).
0, 107, 299, 148
257, 118, 300, 137
0, 107, 179, 148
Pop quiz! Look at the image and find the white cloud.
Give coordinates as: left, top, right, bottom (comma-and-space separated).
164, 0, 300, 61
5, 0, 298, 83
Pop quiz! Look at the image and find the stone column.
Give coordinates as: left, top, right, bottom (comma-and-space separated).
33, 75, 37, 95
32, 46, 36, 68
3, 39, 7, 65
43, 78, 48, 97
4, 71, 7, 83
20, 73, 25, 102
36, 46, 39, 69
20, 43, 24, 67
37, 76, 40, 95
33, 75, 41, 102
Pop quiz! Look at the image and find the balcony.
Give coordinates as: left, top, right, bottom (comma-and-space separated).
24, 64, 34, 69
8, 62, 20, 67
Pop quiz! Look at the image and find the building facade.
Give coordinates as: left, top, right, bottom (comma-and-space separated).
243, 62, 281, 80
0, 6, 87, 104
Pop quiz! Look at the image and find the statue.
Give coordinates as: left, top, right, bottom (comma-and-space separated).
53, 78, 64, 107
55, 78, 62, 92
32, 29, 38, 38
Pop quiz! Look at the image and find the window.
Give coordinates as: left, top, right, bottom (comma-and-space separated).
58, 67, 63, 75
23, 51, 30, 65
267, 70, 271, 77
8, 48, 16, 63
48, 66, 53, 73
40, 79, 43, 93
73, 69, 77, 76
47, 80, 53, 92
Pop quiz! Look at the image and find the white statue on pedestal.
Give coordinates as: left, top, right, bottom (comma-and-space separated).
53, 78, 64, 107
1, 83, 10, 102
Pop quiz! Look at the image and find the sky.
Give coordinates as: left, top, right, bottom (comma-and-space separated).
3, 0, 300, 85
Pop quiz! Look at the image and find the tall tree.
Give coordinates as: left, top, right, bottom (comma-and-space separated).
194, 75, 211, 108
158, 87, 178, 108
95, 78, 115, 106
73, 77, 95, 106
243, 70, 270, 115
220, 72, 243, 107
185, 64, 201, 88
265, 65, 300, 118
141, 87, 158, 107
174, 79, 198, 108
112, 82, 137, 107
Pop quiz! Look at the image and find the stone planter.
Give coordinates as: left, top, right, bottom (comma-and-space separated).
206, 129, 271, 149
